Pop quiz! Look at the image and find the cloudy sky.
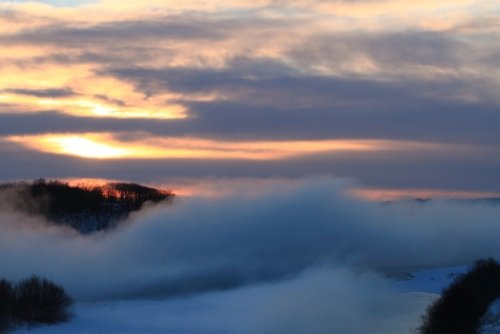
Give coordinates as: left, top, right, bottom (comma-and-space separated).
1, 0, 499, 197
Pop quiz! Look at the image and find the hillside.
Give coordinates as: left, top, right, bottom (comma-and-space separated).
0, 179, 174, 233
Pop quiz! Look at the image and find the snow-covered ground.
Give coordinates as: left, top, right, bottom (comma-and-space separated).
479, 299, 500, 334
12, 289, 432, 334
396, 266, 500, 334
392, 265, 467, 294
12, 265, 476, 334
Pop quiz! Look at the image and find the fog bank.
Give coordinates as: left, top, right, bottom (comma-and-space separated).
1, 177, 499, 301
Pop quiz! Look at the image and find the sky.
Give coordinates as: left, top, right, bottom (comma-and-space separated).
1, 0, 499, 197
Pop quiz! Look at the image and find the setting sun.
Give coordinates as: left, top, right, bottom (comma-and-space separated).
51, 136, 129, 158
6, 133, 406, 160
9, 135, 129, 159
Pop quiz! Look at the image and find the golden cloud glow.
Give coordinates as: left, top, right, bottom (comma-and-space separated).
349, 188, 500, 201
0, 64, 187, 119
1, 0, 492, 41
47, 136, 128, 158
0, 92, 186, 119
1, 0, 497, 108
6, 133, 402, 160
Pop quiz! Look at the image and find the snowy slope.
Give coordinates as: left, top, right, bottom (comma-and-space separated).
12, 290, 433, 334
395, 266, 500, 334
392, 265, 467, 294
12, 266, 473, 334
479, 299, 500, 334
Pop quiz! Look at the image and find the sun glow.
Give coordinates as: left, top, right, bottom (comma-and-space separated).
0, 93, 186, 119
0, 64, 187, 119
6, 133, 397, 160
16, 135, 130, 159
8, 134, 129, 159
55, 137, 129, 158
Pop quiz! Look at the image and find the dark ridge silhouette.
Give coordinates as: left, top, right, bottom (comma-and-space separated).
0, 179, 174, 233
0, 280, 15, 333
419, 259, 500, 334
0, 276, 71, 333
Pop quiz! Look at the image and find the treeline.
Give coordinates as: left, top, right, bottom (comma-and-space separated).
0, 179, 174, 233
0, 276, 71, 333
419, 259, 500, 334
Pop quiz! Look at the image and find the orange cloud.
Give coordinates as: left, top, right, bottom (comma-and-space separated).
349, 188, 500, 201
6, 133, 412, 160
0, 62, 187, 119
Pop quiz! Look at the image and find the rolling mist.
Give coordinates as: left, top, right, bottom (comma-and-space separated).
2, 177, 500, 333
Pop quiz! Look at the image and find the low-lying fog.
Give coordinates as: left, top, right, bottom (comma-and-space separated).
2, 177, 500, 333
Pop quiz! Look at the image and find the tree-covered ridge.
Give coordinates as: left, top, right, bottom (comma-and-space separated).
0, 179, 174, 233
419, 259, 500, 334
0, 275, 72, 333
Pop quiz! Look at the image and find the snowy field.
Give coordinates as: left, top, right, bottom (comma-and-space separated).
13, 266, 468, 334
480, 299, 500, 334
